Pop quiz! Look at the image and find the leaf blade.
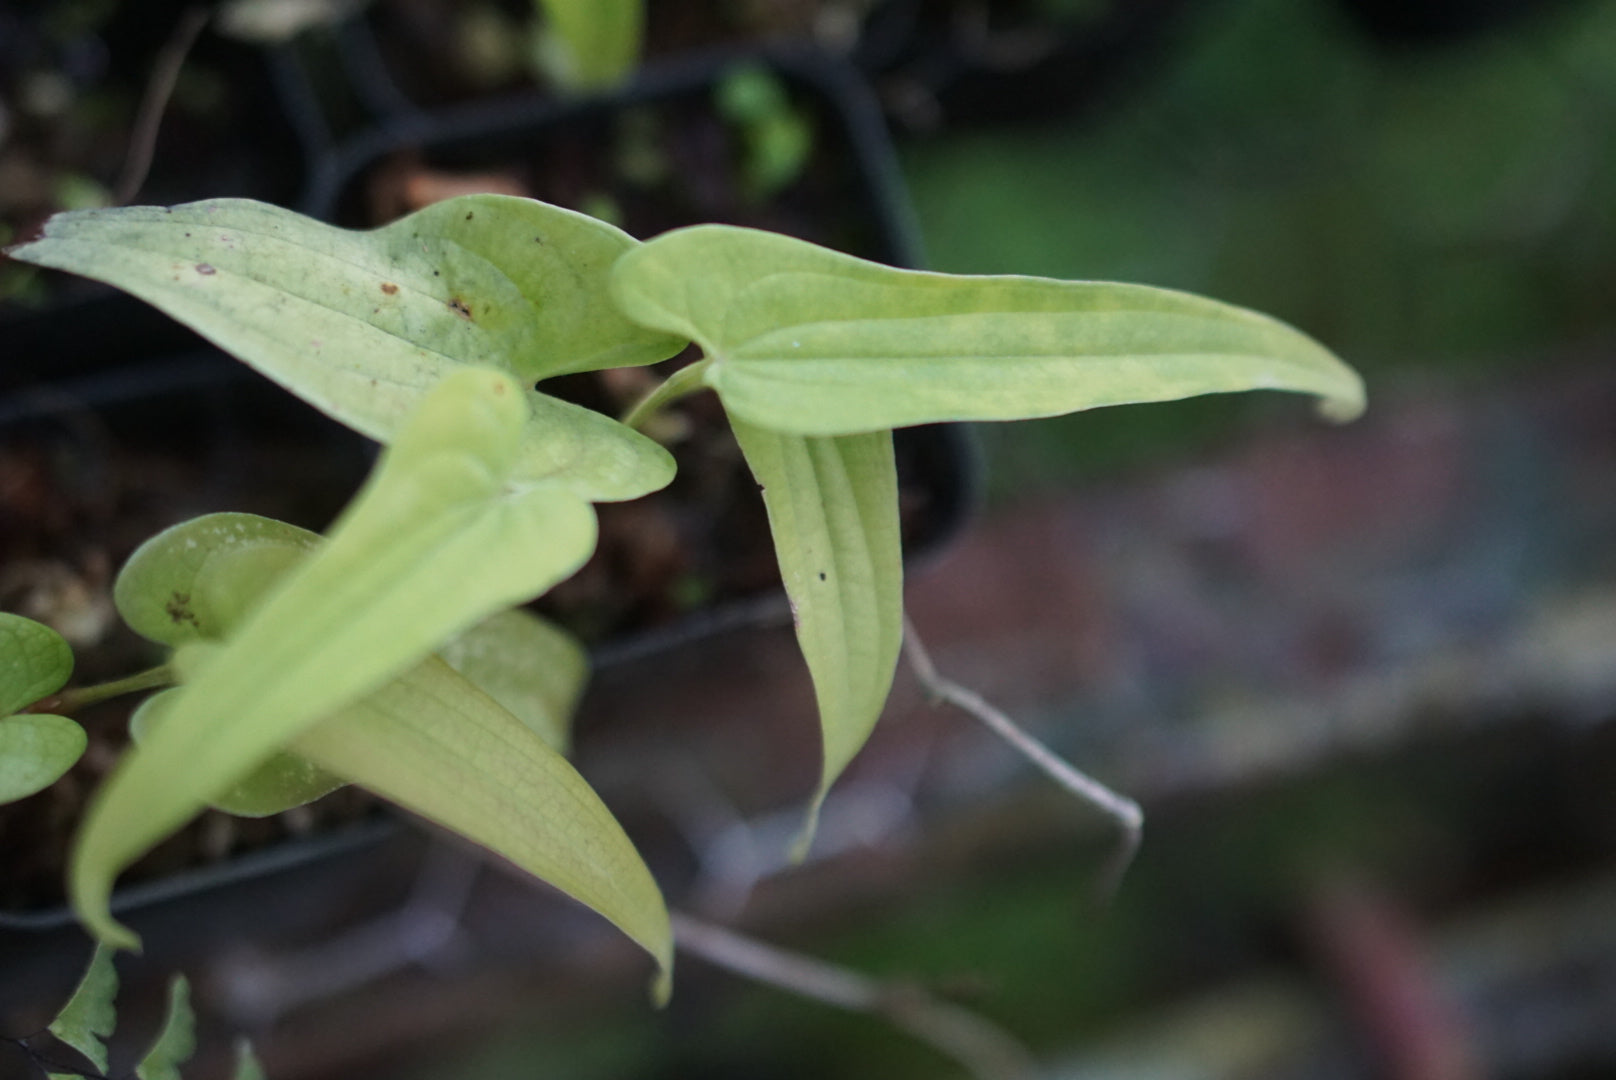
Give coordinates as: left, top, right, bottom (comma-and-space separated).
72, 370, 598, 948
6, 197, 682, 501
728, 417, 903, 852
610, 224, 1366, 435
134, 976, 195, 1080
0, 714, 87, 804
114, 513, 320, 649
440, 609, 588, 755
292, 654, 672, 995
130, 687, 346, 817
48, 945, 117, 1073
0, 612, 74, 715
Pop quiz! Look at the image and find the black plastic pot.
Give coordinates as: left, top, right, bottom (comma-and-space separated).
859, 0, 1196, 130
334, 0, 867, 122
307, 44, 975, 661
306, 45, 925, 266
0, 44, 978, 945
1, 10, 324, 386
0, 354, 381, 935
1334, 0, 1583, 45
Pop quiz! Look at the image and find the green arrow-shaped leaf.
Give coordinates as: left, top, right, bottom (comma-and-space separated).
72, 369, 598, 949
105, 508, 665, 982
727, 417, 902, 854
7, 195, 683, 387
609, 224, 1366, 436
114, 513, 586, 808
5, 197, 682, 502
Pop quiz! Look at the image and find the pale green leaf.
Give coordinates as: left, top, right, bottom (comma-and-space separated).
231, 1039, 267, 1080
609, 225, 1367, 435
6, 197, 682, 501
517, 389, 674, 502
134, 976, 195, 1080
0, 612, 74, 714
72, 370, 598, 949
0, 714, 87, 804
114, 513, 319, 649
117, 516, 342, 816
48, 945, 117, 1073
131, 688, 345, 817
728, 417, 902, 854
7, 195, 681, 385
291, 653, 671, 997
536, 0, 642, 90
440, 609, 588, 754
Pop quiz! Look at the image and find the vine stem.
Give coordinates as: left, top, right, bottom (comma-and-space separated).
620, 358, 712, 432
901, 614, 1143, 901
113, 5, 211, 206
671, 911, 1037, 1080
26, 664, 175, 717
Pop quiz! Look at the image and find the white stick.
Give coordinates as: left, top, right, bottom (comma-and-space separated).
902, 614, 1143, 900
671, 912, 1037, 1080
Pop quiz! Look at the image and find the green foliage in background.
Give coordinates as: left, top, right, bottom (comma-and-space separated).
533, 0, 643, 91
901, 0, 1616, 492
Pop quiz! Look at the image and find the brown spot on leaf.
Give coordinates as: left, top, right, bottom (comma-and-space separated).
196, 263, 216, 275
165, 591, 200, 627
380, 282, 399, 295
448, 297, 473, 320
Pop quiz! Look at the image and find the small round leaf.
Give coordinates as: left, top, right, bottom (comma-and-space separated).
0, 714, 87, 804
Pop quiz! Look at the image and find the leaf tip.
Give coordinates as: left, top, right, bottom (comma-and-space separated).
70, 868, 144, 955
788, 792, 826, 865
1316, 381, 1368, 424
649, 966, 673, 1009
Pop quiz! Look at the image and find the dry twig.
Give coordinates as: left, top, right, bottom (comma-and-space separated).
114, 6, 211, 206
902, 614, 1143, 900
672, 911, 1037, 1080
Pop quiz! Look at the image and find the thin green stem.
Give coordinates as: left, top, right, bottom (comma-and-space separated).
620, 358, 713, 432
33, 665, 176, 716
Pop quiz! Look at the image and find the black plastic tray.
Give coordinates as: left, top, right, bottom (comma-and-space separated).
2, 22, 324, 382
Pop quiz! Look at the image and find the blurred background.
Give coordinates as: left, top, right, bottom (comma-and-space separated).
4, 0, 1616, 1077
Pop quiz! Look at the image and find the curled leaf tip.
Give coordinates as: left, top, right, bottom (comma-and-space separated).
84, 907, 142, 955
650, 966, 673, 1009
1317, 380, 1368, 424
788, 794, 826, 865
71, 851, 142, 953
